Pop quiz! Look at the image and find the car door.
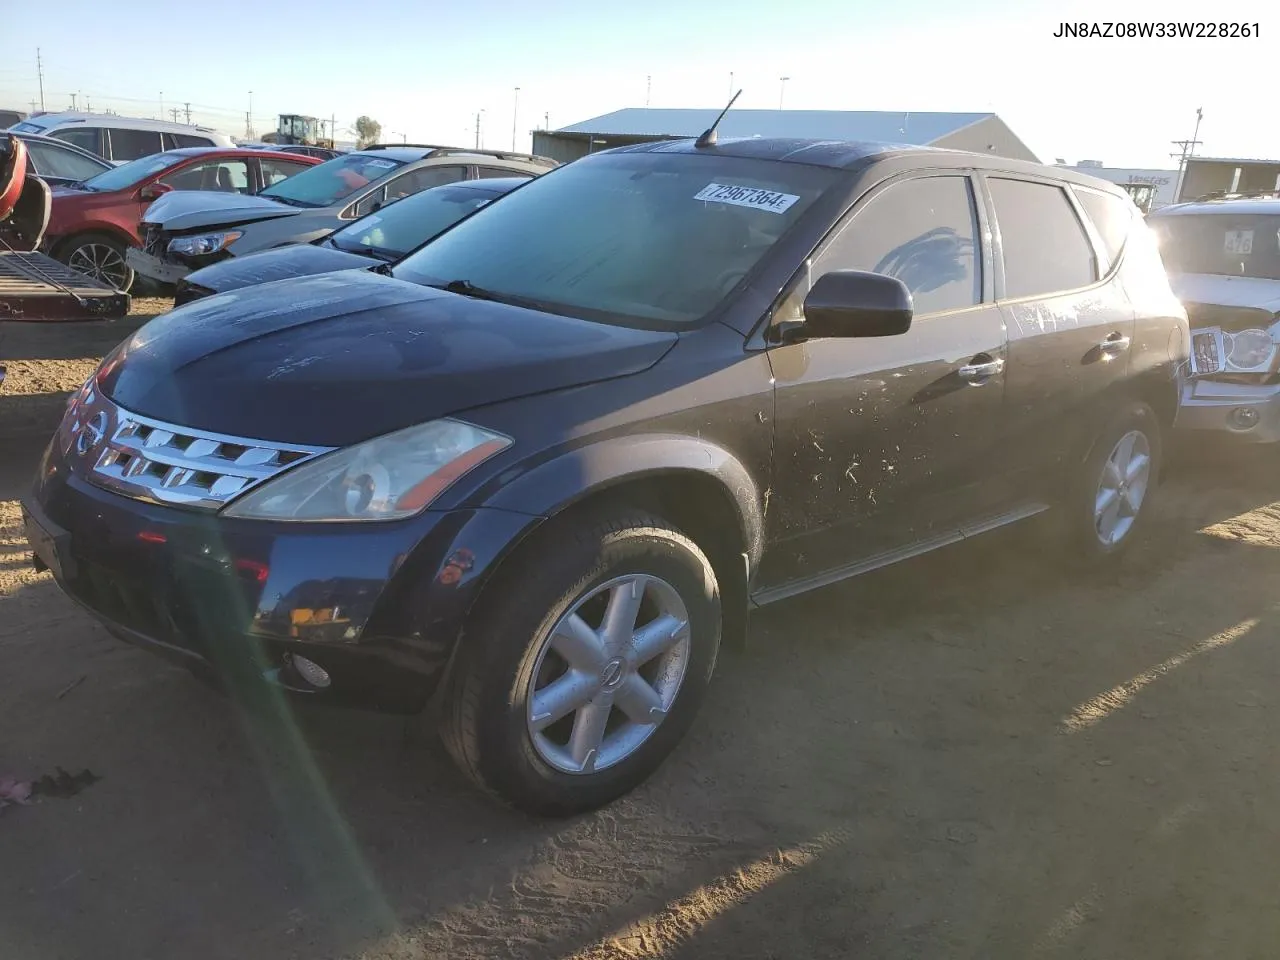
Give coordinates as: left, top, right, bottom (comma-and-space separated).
348, 164, 469, 218
981, 175, 1135, 494
106, 128, 164, 163
756, 172, 1009, 594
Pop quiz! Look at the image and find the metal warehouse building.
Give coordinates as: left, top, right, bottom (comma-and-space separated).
532, 109, 1038, 164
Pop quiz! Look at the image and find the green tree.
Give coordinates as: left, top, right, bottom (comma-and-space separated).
354, 116, 382, 148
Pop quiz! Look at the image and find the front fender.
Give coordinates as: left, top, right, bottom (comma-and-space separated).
473, 432, 765, 570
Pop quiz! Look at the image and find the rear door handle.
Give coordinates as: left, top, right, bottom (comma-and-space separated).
957, 357, 1004, 383
1099, 333, 1131, 356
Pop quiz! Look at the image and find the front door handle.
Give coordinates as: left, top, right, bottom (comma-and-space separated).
1099, 333, 1132, 356
957, 357, 1004, 384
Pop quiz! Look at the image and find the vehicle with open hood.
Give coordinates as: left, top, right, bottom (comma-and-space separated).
126, 144, 555, 286
24, 135, 1185, 816
1148, 197, 1280, 441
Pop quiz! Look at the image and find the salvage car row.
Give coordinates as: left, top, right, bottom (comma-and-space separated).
11, 122, 1280, 816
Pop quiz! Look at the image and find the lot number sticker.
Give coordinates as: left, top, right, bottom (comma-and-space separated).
1224, 229, 1254, 255
364, 159, 397, 170
695, 182, 800, 214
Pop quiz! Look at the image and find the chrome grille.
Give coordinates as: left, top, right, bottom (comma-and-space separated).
64, 386, 333, 511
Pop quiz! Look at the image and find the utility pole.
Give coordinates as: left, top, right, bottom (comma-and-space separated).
69, 92, 76, 110
36, 47, 45, 111
84, 95, 91, 113
184, 102, 191, 124
331, 113, 336, 145
544, 111, 550, 130
169, 108, 180, 123
475, 110, 485, 149
646, 75, 651, 107
1170, 107, 1204, 203
512, 86, 520, 150
159, 91, 164, 121
729, 71, 734, 98
779, 76, 790, 110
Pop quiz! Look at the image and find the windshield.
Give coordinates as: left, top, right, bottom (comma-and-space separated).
1149, 213, 1280, 281
79, 151, 185, 192
393, 153, 835, 326
259, 152, 404, 207
330, 183, 508, 259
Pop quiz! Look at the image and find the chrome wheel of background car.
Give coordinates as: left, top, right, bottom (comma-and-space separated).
1094, 429, 1151, 547
67, 242, 130, 290
526, 573, 692, 775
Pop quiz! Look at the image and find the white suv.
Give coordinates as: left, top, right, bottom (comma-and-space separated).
7, 112, 234, 164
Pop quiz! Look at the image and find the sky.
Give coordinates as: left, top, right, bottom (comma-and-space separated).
2, 0, 1273, 169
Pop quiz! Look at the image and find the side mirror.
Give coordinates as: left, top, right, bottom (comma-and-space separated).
800, 270, 913, 339
139, 182, 172, 201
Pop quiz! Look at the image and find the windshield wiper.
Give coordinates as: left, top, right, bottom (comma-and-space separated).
431, 279, 555, 313
266, 195, 313, 208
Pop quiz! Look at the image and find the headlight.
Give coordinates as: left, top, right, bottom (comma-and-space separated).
168, 230, 243, 257
1225, 328, 1277, 372
220, 419, 511, 522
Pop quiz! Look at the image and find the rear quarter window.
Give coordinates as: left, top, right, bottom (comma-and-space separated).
989, 178, 1098, 299
1074, 187, 1136, 270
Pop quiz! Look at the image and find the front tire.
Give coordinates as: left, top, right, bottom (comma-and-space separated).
59, 233, 134, 292
439, 509, 721, 817
1063, 400, 1162, 563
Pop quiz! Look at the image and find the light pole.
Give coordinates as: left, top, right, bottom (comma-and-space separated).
728, 72, 734, 98
779, 76, 790, 110
475, 109, 486, 149
646, 75, 651, 107
391, 130, 407, 144
512, 86, 520, 150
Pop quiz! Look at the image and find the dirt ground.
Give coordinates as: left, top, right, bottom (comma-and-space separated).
3, 302, 1280, 959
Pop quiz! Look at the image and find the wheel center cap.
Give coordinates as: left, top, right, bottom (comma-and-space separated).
600, 658, 626, 689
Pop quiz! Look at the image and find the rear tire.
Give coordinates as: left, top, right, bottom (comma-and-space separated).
439, 509, 721, 817
58, 232, 134, 292
1060, 400, 1162, 564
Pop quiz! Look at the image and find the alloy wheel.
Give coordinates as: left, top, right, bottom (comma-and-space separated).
1094, 429, 1151, 547
526, 574, 692, 775
67, 243, 130, 290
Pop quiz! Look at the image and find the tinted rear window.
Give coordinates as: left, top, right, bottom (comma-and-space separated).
109, 128, 164, 162
989, 178, 1097, 299
1148, 213, 1280, 280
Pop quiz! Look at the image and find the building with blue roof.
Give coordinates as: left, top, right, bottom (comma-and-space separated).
532, 108, 1037, 164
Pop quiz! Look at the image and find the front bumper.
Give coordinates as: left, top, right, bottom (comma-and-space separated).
125, 247, 190, 284
1176, 378, 1280, 443
24, 440, 537, 712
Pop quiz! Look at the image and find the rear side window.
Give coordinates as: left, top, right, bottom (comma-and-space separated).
108, 128, 164, 162
475, 166, 532, 180
989, 178, 1097, 299
163, 132, 215, 149
258, 158, 312, 188
819, 175, 981, 316
51, 127, 103, 155
24, 140, 108, 182
1074, 187, 1135, 269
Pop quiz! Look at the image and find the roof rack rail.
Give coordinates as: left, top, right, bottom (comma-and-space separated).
361, 143, 557, 166
362, 143, 456, 151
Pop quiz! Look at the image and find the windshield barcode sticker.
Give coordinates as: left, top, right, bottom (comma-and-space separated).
1224, 230, 1254, 255
694, 183, 800, 214
364, 159, 397, 170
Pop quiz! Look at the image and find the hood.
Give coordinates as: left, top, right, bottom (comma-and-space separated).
142, 190, 300, 231
1169, 272, 1280, 322
183, 244, 375, 295
100, 270, 677, 447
